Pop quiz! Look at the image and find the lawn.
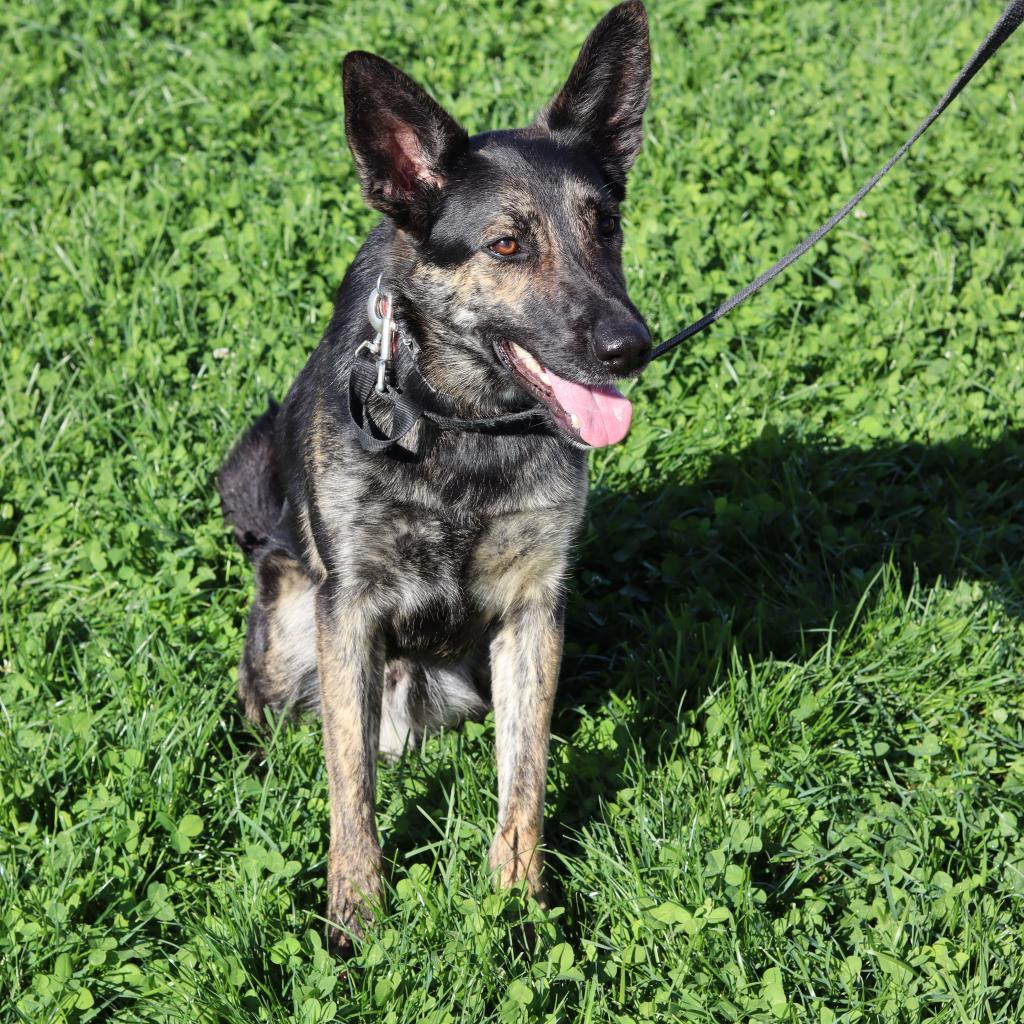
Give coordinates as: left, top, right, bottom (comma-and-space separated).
2, 0, 1024, 1020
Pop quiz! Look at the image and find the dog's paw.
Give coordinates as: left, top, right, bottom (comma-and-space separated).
325, 857, 382, 958
488, 829, 546, 905
324, 903, 367, 959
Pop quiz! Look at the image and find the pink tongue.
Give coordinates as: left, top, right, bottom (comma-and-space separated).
545, 371, 633, 447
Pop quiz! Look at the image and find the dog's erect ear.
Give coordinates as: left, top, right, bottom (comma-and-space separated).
342, 51, 468, 231
534, 1, 650, 192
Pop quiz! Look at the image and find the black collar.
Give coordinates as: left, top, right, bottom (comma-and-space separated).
346, 315, 548, 455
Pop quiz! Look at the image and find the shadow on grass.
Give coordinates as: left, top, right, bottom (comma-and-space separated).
548, 428, 1024, 843
226, 429, 1024, 954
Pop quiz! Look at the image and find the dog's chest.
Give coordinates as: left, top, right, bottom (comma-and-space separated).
309, 425, 587, 657
382, 505, 576, 658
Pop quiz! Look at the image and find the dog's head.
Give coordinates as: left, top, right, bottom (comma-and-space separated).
342, 1, 651, 448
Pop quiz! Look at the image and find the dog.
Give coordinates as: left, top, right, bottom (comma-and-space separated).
216, 0, 652, 954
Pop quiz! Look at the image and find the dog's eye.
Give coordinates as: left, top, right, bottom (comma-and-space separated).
598, 214, 619, 238
489, 237, 520, 257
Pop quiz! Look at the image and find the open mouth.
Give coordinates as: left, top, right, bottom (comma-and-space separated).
495, 341, 633, 448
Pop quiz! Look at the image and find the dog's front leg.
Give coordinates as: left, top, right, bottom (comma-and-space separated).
488, 599, 564, 901
315, 585, 384, 955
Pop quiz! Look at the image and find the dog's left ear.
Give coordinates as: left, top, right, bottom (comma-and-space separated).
534, 1, 651, 193
343, 51, 468, 232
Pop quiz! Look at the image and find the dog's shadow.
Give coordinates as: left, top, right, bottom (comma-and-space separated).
546, 427, 1024, 845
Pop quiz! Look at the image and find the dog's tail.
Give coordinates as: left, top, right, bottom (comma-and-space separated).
216, 401, 285, 562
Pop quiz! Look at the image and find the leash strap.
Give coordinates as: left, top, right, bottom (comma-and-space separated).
348, 351, 427, 453
651, 0, 1024, 360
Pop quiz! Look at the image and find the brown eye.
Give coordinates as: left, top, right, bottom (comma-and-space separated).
489, 237, 520, 257
598, 214, 619, 238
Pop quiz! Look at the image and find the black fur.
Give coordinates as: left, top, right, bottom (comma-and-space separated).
216, 402, 284, 560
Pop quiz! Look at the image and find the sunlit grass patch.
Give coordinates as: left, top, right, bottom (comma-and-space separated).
2, 0, 1023, 1020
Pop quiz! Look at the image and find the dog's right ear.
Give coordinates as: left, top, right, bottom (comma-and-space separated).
342, 52, 467, 233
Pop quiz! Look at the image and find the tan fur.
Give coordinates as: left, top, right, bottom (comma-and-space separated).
469, 511, 570, 619
316, 596, 385, 946
487, 601, 564, 899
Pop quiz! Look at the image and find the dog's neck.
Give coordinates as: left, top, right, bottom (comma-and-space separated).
369, 298, 536, 423
401, 316, 527, 420
362, 231, 543, 423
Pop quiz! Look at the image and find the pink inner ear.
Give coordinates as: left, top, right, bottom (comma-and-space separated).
385, 121, 445, 198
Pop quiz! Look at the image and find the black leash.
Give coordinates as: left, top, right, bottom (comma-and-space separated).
348, 0, 1022, 453
652, 0, 1024, 359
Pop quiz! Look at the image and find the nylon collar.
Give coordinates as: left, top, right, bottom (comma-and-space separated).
346, 280, 548, 454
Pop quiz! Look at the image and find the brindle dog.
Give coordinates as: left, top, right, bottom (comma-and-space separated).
217, 0, 652, 954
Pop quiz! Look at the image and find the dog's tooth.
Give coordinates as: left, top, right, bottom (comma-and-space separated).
570, 413, 581, 430
513, 342, 543, 375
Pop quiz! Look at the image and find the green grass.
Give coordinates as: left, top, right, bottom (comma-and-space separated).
2, 0, 1024, 1020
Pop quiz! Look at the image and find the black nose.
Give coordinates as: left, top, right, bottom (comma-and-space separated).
592, 320, 652, 375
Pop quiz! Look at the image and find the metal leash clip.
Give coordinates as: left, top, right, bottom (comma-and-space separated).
356, 276, 397, 394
